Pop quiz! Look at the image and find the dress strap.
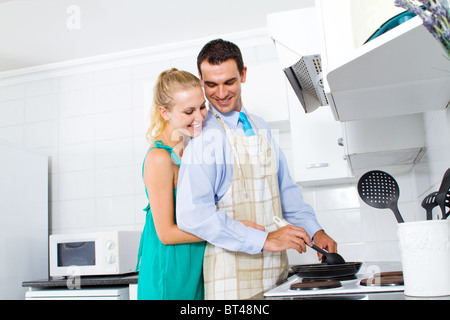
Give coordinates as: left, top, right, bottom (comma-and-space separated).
143, 140, 181, 173
140, 140, 181, 201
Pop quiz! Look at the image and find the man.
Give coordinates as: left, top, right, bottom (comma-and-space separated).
176, 39, 337, 299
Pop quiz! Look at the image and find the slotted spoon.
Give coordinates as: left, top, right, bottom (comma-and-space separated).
436, 168, 450, 220
357, 170, 404, 223
421, 191, 438, 220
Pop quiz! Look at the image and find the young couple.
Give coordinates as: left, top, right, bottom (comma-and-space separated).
136, 39, 337, 300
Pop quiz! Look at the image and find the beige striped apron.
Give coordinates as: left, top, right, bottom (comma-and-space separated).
203, 110, 288, 300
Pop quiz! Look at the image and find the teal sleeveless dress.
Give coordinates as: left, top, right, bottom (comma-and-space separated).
136, 140, 206, 300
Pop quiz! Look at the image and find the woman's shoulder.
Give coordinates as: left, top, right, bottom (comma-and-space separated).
145, 145, 174, 168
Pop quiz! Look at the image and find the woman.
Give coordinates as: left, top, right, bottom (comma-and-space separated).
136, 68, 263, 300
136, 68, 207, 300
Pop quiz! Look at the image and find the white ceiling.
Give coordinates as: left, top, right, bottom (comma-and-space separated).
0, 0, 315, 73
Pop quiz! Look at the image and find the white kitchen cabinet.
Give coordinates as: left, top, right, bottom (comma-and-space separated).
268, 3, 432, 181
316, 0, 450, 121
288, 87, 352, 186
316, 0, 404, 71
0, 142, 48, 299
25, 287, 129, 300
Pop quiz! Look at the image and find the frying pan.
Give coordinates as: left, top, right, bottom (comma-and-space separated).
272, 217, 363, 278
291, 262, 362, 278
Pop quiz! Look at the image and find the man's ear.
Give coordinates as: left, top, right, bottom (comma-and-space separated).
198, 72, 204, 87
240, 66, 247, 84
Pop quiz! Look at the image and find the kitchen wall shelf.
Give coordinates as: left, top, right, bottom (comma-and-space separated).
342, 113, 426, 176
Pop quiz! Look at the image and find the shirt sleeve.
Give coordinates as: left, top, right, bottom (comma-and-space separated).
176, 125, 268, 254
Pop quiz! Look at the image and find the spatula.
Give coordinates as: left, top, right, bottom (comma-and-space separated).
436, 168, 450, 220
421, 191, 438, 220
357, 170, 404, 223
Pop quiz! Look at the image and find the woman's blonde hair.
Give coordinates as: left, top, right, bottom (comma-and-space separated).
147, 68, 202, 142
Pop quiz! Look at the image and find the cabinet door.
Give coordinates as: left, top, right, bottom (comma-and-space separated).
288, 89, 351, 185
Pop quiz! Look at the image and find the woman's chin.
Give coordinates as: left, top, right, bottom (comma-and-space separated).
190, 128, 203, 137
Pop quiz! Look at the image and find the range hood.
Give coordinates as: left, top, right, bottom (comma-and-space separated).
283, 55, 328, 113
268, 1, 450, 121
325, 16, 450, 121
268, 7, 328, 114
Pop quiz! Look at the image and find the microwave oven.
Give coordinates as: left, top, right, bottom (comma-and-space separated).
49, 230, 141, 277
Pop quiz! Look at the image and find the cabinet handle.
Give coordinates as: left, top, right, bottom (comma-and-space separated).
305, 163, 329, 169
337, 138, 344, 146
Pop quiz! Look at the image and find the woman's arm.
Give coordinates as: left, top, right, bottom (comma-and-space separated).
144, 148, 204, 245
145, 148, 265, 245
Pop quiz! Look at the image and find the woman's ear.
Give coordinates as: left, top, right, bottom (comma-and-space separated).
158, 106, 170, 121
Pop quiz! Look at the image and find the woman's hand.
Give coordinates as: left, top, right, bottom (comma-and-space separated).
240, 220, 265, 231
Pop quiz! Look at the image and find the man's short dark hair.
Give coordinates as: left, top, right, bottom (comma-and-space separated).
197, 39, 245, 76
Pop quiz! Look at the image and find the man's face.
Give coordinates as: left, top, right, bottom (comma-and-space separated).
199, 59, 247, 114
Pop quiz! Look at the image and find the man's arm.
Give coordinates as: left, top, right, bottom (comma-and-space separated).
176, 130, 268, 254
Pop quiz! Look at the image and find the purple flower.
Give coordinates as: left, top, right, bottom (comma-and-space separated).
444, 28, 450, 41
418, 0, 431, 7
395, 0, 450, 58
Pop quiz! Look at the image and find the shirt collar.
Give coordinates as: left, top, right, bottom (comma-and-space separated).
209, 104, 248, 128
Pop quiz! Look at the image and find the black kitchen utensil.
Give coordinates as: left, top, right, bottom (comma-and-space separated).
273, 217, 346, 264
310, 244, 346, 265
357, 170, 404, 223
422, 191, 439, 220
436, 168, 450, 220
291, 262, 362, 278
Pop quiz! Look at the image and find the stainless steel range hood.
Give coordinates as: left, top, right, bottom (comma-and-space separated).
284, 55, 328, 113
268, 7, 328, 114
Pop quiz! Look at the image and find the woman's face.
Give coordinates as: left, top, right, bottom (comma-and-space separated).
163, 86, 207, 138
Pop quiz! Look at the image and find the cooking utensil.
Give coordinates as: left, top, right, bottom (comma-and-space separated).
421, 191, 439, 220
272, 216, 346, 265
291, 262, 362, 278
357, 170, 405, 223
436, 168, 450, 220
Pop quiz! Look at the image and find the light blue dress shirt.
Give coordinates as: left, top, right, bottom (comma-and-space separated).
176, 106, 323, 254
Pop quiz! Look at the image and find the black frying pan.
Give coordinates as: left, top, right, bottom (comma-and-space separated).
291, 262, 362, 278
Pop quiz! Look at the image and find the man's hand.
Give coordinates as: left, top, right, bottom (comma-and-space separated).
263, 225, 312, 253
312, 230, 338, 261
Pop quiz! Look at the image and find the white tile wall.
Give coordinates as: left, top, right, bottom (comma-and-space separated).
0, 31, 448, 270
0, 33, 283, 237
287, 107, 450, 265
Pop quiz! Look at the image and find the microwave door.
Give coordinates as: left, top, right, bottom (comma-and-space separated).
57, 241, 96, 267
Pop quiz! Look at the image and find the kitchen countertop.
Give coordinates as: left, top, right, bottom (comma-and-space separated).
22, 273, 138, 289
22, 262, 450, 300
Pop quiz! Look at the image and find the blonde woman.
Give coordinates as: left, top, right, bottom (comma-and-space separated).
135, 69, 207, 300
136, 68, 263, 299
